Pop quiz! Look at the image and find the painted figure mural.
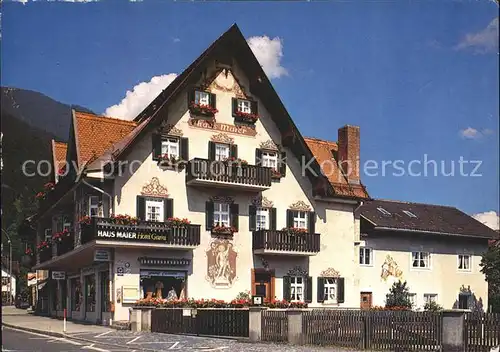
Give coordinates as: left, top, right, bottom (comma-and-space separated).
380, 255, 403, 282
206, 239, 237, 288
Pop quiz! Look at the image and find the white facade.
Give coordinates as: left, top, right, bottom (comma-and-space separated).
2, 267, 16, 300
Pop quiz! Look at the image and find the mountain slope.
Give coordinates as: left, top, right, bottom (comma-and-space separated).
1, 86, 94, 141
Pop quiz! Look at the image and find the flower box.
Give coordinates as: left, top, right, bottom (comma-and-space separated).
271, 169, 282, 180
189, 102, 218, 118
234, 111, 259, 124
281, 227, 308, 236
35, 192, 46, 200
157, 154, 182, 167
44, 182, 55, 191
52, 229, 71, 243
37, 240, 51, 251
223, 157, 248, 166
110, 214, 138, 226
133, 297, 307, 309
211, 224, 236, 236
167, 217, 191, 227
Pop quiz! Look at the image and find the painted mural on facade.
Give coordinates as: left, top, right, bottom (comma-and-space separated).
206, 239, 237, 288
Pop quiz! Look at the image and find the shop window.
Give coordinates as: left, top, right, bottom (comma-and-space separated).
70, 278, 82, 312
100, 271, 110, 312
85, 275, 96, 313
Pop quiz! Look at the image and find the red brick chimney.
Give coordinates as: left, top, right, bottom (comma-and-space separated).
337, 125, 360, 184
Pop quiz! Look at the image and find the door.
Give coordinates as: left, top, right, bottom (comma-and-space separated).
251, 269, 274, 302
360, 292, 372, 310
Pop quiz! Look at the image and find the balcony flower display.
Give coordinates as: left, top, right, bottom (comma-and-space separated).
35, 191, 46, 200
79, 216, 91, 225
265, 299, 308, 309
222, 157, 248, 166
271, 169, 282, 179
167, 217, 191, 227
110, 214, 138, 226
282, 227, 308, 235
234, 110, 259, 123
212, 224, 237, 235
189, 102, 218, 117
52, 229, 71, 243
25, 248, 33, 256
36, 240, 51, 251
157, 154, 181, 166
133, 297, 307, 309
44, 182, 55, 191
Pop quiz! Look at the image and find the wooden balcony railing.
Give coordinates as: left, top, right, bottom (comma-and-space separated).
80, 217, 201, 247
186, 158, 272, 188
252, 230, 320, 254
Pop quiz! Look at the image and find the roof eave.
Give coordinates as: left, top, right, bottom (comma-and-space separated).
371, 226, 496, 240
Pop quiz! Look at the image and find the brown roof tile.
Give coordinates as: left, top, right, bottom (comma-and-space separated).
74, 111, 137, 166
304, 137, 369, 199
52, 141, 67, 169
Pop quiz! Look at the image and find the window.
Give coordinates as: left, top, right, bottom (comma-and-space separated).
359, 247, 373, 266
412, 251, 430, 269
458, 254, 471, 271
237, 99, 251, 114
63, 222, 72, 232
256, 208, 269, 230
377, 207, 391, 216
424, 293, 437, 304
408, 293, 417, 307
195, 91, 210, 105
215, 143, 230, 161
293, 211, 308, 229
89, 196, 100, 217
290, 276, 304, 301
146, 199, 164, 222
44, 228, 52, 241
402, 210, 417, 218
214, 202, 230, 227
323, 278, 337, 303
262, 151, 278, 170
161, 138, 179, 158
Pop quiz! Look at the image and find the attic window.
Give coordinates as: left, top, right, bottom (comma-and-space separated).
403, 210, 417, 218
377, 207, 391, 216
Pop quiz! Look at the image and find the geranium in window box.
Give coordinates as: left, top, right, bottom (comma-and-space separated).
25, 248, 33, 256
35, 191, 46, 200
44, 182, 55, 191
37, 240, 51, 251
282, 227, 308, 236
110, 214, 138, 226
234, 111, 259, 124
271, 169, 282, 179
189, 102, 218, 118
223, 157, 248, 166
52, 229, 71, 243
157, 154, 181, 167
211, 224, 237, 235
167, 217, 191, 227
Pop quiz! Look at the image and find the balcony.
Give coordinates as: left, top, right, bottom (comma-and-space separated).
252, 230, 320, 256
186, 158, 272, 191
38, 247, 53, 264
80, 217, 201, 249
55, 233, 75, 256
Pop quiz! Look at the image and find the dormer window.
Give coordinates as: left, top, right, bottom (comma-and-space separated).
403, 210, 417, 218
237, 99, 251, 114
161, 137, 179, 159
377, 207, 391, 216
232, 98, 259, 124
188, 89, 217, 117
195, 91, 210, 106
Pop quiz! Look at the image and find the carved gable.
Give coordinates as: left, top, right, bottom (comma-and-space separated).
289, 200, 311, 212
141, 177, 169, 198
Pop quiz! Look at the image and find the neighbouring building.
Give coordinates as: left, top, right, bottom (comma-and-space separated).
30, 24, 496, 325
1, 264, 16, 304
357, 199, 498, 311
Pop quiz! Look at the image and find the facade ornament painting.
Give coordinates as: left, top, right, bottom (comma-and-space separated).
141, 177, 169, 198
380, 255, 403, 282
208, 70, 248, 99
251, 195, 274, 208
210, 133, 234, 145
158, 121, 183, 137
287, 266, 308, 277
289, 200, 311, 212
206, 239, 237, 288
259, 139, 279, 151
320, 267, 341, 278
210, 195, 234, 204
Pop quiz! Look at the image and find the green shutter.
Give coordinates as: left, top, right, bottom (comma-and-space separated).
136, 196, 145, 221
230, 144, 238, 159
251, 100, 258, 115
305, 276, 313, 303
270, 207, 277, 230
286, 209, 294, 228
231, 98, 238, 117
208, 141, 216, 161
205, 201, 214, 230
255, 149, 262, 166
317, 278, 325, 303
164, 198, 173, 221
279, 152, 287, 176
152, 134, 162, 161
308, 211, 316, 234
230, 203, 239, 231
180, 138, 189, 162
337, 278, 345, 303
210, 93, 216, 109
249, 205, 257, 231
283, 276, 291, 301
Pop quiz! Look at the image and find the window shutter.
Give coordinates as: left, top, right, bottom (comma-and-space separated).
164, 198, 173, 221
152, 133, 162, 161
270, 207, 277, 230
286, 209, 294, 228
230, 144, 238, 159
208, 141, 216, 161
308, 211, 316, 234
136, 196, 146, 220
283, 276, 291, 301
251, 100, 258, 115
317, 278, 325, 303
209, 93, 216, 109
180, 138, 189, 162
230, 203, 239, 231
249, 205, 257, 231
337, 278, 345, 303
187, 90, 195, 107
255, 149, 262, 166
279, 152, 287, 176
205, 201, 214, 230
305, 276, 313, 303
231, 98, 238, 117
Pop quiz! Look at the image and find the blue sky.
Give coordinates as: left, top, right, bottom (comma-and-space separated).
2, 1, 499, 227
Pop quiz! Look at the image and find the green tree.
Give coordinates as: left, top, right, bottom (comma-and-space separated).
480, 244, 500, 312
385, 280, 413, 309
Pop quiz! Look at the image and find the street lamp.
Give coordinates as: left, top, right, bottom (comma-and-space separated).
2, 228, 13, 306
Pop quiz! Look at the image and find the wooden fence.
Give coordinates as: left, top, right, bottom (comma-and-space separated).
151, 308, 249, 338
261, 310, 288, 342
465, 312, 500, 352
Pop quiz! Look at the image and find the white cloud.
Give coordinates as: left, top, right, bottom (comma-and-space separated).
104, 73, 178, 120
456, 17, 499, 54
247, 36, 288, 79
459, 127, 495, 140
173, 38, 181, 43
473, 211, 500, 230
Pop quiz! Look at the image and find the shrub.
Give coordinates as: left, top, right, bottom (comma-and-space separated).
385, 280, 413, 310
424, 301, 443, 312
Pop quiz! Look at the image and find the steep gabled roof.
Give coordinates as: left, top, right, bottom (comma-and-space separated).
51, 140, 67, 171
73, 111, 137, 166
358, 199, 499, 239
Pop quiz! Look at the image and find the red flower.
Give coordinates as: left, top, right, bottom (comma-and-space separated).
167, 217, 191, 226
35, 192, 46, 200
235, 110, 259, 123
189, 102, 218, 116
212, 224, 237, 234
44, 182, 55, 191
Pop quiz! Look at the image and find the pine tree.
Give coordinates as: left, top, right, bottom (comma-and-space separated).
385, 280, 413, 309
